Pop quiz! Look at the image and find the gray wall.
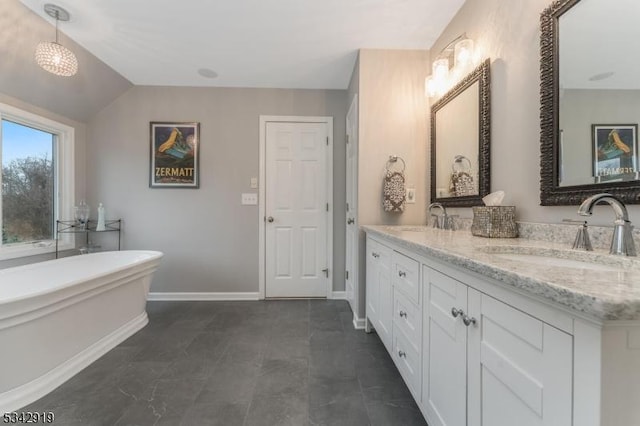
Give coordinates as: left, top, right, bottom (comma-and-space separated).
350, 49, 429, 318
358, 49, 429, 226
87, 86, 347, 294
1, 0, 132, 122
560, 89, 640, 186
428, 0, 640, 225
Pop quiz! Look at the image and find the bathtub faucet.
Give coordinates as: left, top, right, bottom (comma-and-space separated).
577, 193, 636, 256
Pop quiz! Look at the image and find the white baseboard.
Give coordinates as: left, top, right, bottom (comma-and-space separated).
329, 291, 346, 300
352, 313, 366, 329
148, 292, 260, 301
1, 313, 147, 413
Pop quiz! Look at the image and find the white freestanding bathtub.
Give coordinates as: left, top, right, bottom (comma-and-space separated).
0, 250, 163, 412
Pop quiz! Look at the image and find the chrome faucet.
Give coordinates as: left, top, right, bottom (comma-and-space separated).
563, 219, 593, 251
428, 202, 456, 230
577, 193, 636, 256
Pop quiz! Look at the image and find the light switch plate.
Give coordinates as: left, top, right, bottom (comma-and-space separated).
241, 193, 258, 205
406, 187, 416, 204
250, 177, 258, 189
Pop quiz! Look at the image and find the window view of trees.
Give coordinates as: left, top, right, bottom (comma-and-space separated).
1, 120, 54, 244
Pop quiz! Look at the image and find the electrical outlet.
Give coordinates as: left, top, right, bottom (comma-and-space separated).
241, 193, 258, 205
406, 187, 416, 204
250, 177, 258, 189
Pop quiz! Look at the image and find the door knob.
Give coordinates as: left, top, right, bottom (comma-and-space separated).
267, 216, 274, 223
451, 307, 464, 318
347, 218, 355, 225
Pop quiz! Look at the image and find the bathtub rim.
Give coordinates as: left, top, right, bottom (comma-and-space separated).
0, 251, 162, 327
0, 250, 163, 305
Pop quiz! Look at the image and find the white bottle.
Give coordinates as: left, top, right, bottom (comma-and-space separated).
96, 203, 106, 231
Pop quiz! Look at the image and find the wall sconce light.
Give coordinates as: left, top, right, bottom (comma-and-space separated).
34, 4, 78, 77
425, 34, 475, 99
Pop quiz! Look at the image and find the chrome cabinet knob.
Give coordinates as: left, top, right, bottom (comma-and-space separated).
398, 270, 407, 278
462, 315, 477, 326
371, 252, 380, 258
451, 307, 464, 318
347, 218, 355, 225
267, 216, 274, 223
399, 310, 407, 318
398, 350, 406, 358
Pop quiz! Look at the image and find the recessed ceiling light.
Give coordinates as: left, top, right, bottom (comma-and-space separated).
197, 68, 218, 79
589, 71, 615, 81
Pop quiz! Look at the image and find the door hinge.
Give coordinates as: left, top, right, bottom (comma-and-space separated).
322, 268, 329, 278
345, 270, 349, 280
326, 136, 329, 146
346, 134, 349, 144
346, 202, 350, 212
326, 203, 329, 212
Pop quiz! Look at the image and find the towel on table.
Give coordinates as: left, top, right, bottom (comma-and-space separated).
383, 170, 406, 212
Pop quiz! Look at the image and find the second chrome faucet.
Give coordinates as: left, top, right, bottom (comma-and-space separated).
428, 202, 456, 230
577, 193, 636, 256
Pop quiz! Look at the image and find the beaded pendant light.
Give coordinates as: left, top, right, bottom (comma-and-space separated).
34, 4, 78, 77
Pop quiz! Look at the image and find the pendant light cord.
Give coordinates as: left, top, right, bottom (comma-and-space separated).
54, 10, 59, 44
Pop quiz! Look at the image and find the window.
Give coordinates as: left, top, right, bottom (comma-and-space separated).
0, 103, 74, 259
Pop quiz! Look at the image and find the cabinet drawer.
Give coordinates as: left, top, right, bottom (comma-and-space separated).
393, 288, 421, 353
368, 238, 392, 263
394, 328, 421, 401
393, 251, 420, 303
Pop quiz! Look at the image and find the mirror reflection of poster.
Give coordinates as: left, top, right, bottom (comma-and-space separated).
150, 122, 200, 188
592, 124, 637, 182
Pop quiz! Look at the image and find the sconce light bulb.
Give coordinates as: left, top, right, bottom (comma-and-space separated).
432, 58, 449, 80
454, 38, 474, 69
425, 76, 437, 98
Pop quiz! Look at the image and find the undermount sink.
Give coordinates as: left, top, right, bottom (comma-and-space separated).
476, 245, 640, 272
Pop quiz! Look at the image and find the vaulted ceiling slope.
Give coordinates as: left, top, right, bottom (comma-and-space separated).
3, 0, 132, 123
19, 0, 466, 89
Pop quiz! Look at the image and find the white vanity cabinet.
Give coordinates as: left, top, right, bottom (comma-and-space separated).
366, 236, 423, 398
365, 236, 393, 351
363, 226, 640, 425
423, 264, 573, 426
365, 231, 577, 426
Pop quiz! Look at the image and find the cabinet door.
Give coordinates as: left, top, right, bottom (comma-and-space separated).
376, 245, 393, 351
365, 237, 392, 350
423, 267, 468, 426
365, 238, 380, 323
467, 290, 572, 426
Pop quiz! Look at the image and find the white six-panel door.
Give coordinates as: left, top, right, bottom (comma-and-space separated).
265, 121, 329, 298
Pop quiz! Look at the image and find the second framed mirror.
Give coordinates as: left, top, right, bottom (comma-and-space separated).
430, 58, 491, 207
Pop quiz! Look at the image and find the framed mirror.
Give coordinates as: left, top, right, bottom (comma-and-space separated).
540, 0, 640, 205
431, 58, 491, 207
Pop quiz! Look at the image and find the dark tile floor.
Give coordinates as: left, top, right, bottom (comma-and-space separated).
25, 300, 427, 426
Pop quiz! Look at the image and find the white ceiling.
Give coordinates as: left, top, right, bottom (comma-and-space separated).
19, 0, 465, 89
560, 0, 640, 90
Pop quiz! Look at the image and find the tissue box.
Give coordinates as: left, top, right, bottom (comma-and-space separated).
471, 206, 518, 238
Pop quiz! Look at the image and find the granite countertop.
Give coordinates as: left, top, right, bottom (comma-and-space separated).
362, 225, 640, 321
